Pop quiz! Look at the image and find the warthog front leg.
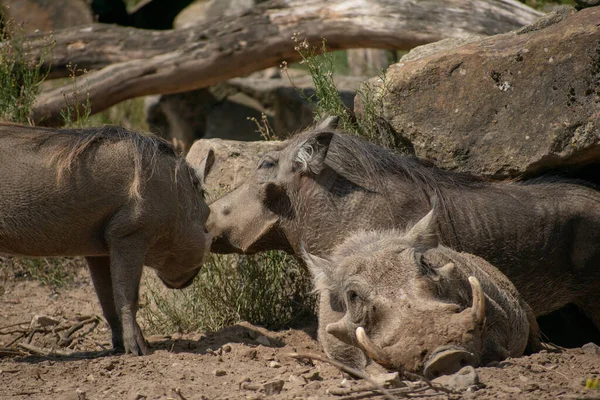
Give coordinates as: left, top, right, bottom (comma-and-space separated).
108, 239, 149, 356
86, 256, 123, 351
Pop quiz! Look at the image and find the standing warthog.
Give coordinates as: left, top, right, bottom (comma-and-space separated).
205, 120, 600, 367
0, 124, 210, 355
303, 208, 541, 376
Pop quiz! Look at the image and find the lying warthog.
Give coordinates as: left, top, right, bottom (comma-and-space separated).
303, 208, 541, 377
0, 124, 210, 355
205, 120, 600, 367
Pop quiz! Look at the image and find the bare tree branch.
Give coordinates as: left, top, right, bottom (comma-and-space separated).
27, 0, 542, 125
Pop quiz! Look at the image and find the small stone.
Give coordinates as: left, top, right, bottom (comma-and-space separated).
371, 372, 404, 388
303, 371, 322, 381
524, 383, 539, 392
241, 382, 262, 391
500, 385, 522, 394
255, 335, 270, 346
86, 374, 95, 382
433, 366, 479, 391
243, 349, 258, 360
222, 344, 232, 353
288, 375, 306, 386
261, 380, 285, 395
305, 381, 321, 391
582, 342, 600, 356
246, 329, 259, 340
339, 378, 352, 388
268, 361, 282, 368
30, 315, 60, 328
103, 360, 118, 371
213, 369, 227, 377
238, 376, 251, 387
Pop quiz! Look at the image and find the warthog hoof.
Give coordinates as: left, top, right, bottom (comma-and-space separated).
111, 333, 124, 353
123, 323, 150, 356
423, 346, 477, 379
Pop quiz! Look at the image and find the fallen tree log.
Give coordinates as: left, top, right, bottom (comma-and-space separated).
27, 0, 542, 125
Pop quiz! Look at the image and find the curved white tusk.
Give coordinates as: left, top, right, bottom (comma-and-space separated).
468, 276, 486, 326
356, 327, 393, 368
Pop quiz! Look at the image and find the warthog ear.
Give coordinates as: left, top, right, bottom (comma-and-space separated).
294, 132, 334, 175
301, 244, 335, 292
403, 207, 439, 251
197, 148, 215, 186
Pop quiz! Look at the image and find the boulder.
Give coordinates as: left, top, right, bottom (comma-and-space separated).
174, 0, 266, 29
186, 138, 283, 199
1, 0, 93, 34
356, 6, 600, 178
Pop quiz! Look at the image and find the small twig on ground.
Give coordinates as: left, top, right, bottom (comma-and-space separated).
0, 321, 30, 330
174, 387, 188, 400
285, 352, 398, 400
26, 329, 36, 344
0, 347, 27, 357
1, 315, 104, 357
338, 389, 439, 400
5, 332, 25, 348
532, 363, 570, 381
403, 371, 458, 395
541, 341, 564, 352
59, 316, 100, 347
17, 342, 72, 356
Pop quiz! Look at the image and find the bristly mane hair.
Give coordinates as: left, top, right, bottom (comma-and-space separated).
290, 128, 492, 245
297, 128, 487, 194
2, 124, 180, 200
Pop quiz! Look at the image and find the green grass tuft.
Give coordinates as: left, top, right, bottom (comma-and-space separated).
0, 18, 52, 124
0, 256, 84, 289
283, 37, 399, 150
140, 252, 315, 334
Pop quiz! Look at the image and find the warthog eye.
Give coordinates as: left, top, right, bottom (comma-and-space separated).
347, 290, 359, 303
258, 159, 276, 169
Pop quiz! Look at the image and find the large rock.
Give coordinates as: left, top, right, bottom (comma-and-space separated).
174, 0, 266, 29
186, 138, 283, 200
1, 0, 93, 34
356, 6, 600, 178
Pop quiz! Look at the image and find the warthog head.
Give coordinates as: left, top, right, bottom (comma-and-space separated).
206, 117, 346, 255
151, 160, 212, 289
303, 209, 488, 378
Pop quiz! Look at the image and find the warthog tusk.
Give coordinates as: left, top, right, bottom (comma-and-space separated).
356, 327, 393, 368
468, 276, 485, 326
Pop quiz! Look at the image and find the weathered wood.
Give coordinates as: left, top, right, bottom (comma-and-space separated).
27, 0, 542, 125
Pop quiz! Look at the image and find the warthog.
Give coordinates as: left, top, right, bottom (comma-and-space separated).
205, 122, 600, 365
0, 124, 210, 355
303, 208, 541, 376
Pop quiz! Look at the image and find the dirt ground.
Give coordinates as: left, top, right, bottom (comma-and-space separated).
1, 265, 600, 400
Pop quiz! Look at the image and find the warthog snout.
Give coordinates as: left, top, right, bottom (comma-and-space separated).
423, 346, 478, 379
158, 267, 200, 289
